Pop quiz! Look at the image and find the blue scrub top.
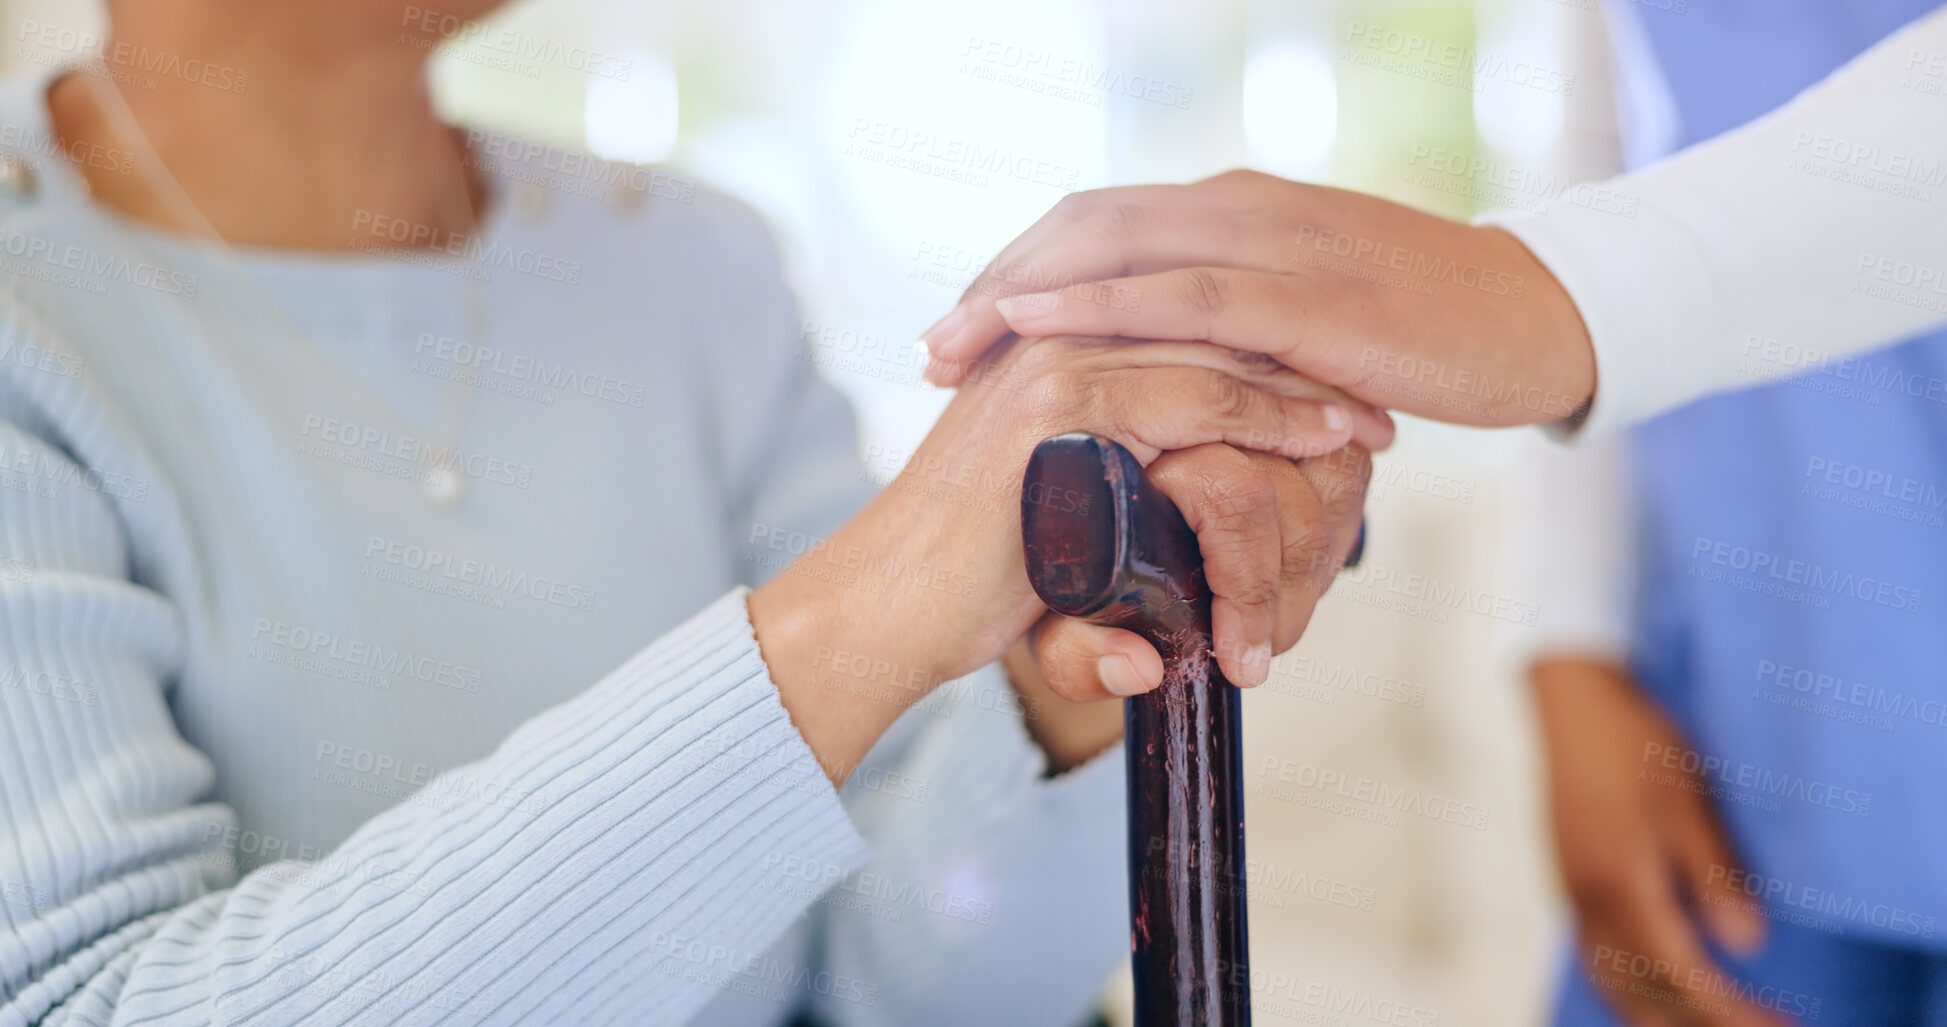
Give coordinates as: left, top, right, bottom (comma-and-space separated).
1628, 0, 1947, 950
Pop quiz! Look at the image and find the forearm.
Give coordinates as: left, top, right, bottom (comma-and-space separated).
1483, 6, 1947, 434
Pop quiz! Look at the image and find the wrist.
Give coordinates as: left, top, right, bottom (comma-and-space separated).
747, 569, 914, 783
746, 501, 1010, 781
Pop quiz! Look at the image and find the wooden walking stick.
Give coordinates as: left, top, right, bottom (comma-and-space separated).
1021, 433, 1251, 1026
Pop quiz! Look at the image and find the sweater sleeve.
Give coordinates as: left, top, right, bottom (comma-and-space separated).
798, 664, 1127, 1027
1477, 5, 1947, 435
0, 394, 869, 1026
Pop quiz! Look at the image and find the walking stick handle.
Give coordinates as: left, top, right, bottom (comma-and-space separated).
1021, 433, 1251, 1027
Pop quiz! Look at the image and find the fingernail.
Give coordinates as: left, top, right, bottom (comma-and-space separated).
921, 304, 969, 347
1237, 645, 1272, 687
1098, 654, 1151, 696
1323, 406, 1348, 433
997, 292, 1059, 322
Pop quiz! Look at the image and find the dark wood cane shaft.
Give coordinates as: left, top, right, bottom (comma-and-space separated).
1021, 433, 1251, 1027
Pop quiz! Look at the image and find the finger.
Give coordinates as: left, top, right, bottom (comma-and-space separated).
1146, 445, 1282, 686
1276, 447, 1372, 649
1598, 879, 1782, 1027
922, 189, 1310, 384
1030, 615, 1166, 703
1667, 795, 1768, 956
1292, 447, 1373, 559
1078, 365, 1354, 463
996, 264, 1366, 376
1055, 338, 1396, 452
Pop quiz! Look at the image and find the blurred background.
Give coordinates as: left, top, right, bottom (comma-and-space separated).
1, 0, 1635, 1022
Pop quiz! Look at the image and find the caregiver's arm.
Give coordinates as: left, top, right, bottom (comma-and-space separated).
1517, 439, 1770, 1025
920, 6, 1947, 436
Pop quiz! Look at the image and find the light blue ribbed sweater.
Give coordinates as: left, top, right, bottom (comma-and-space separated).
0, 67, 1124, 1027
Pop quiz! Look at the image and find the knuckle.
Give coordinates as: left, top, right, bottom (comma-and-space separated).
1175, 268, 1232, 320
1050, 190, 1099, 222
1282, 520, 1334, 576
1097, 202, 1146, 240
1008, 336, 1077, 379
1200, 372, 1256, 424
1022, 371, 1086, 423
1210, 168, 1267, 187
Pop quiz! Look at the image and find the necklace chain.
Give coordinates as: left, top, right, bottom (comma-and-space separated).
76, 57, 485, 506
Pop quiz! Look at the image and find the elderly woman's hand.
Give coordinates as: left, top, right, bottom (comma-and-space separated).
1007, 441, 1369, 770
748, 335, 1385, 779
919, 170, 1596, 429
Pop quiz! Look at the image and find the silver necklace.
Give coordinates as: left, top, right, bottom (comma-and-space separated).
76, 58, 485, 508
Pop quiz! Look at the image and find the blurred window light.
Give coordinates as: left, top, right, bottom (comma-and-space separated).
831, 0, 1108, 246
1242, 40, 1338, 178
1472, 24, 1566, 162
585, 53, 680, 163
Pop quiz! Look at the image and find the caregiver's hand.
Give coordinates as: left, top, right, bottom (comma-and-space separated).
1534, 657, 1776, 1027
749, 336, 1388, 781
920, 170, 1598, 429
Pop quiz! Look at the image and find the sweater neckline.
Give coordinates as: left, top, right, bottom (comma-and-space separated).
0, 57, 517, 279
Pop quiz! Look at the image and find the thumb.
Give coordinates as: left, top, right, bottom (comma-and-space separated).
1668, 793, 1767, 956
1030, 615, 1165, 704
